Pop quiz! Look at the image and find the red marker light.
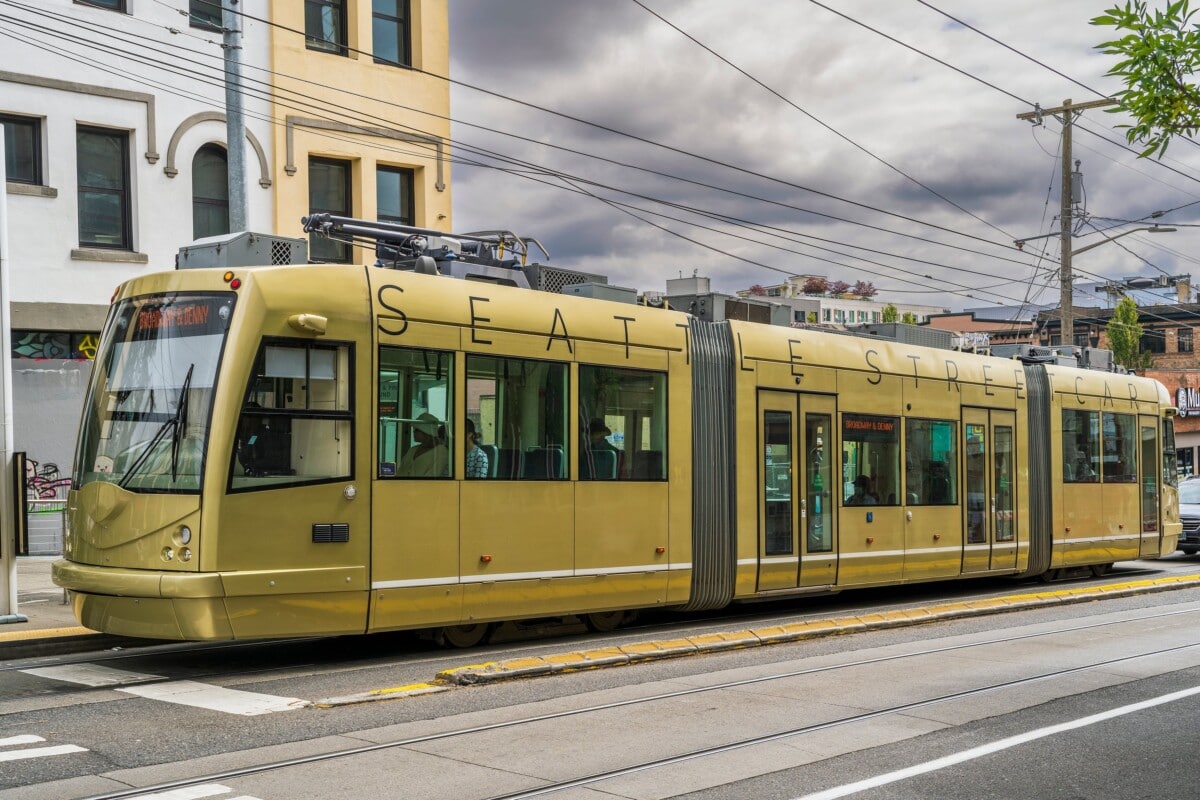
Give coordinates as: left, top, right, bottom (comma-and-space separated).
230, 278, 241, 289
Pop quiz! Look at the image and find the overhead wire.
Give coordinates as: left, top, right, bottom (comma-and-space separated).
0, 0, 1057, 304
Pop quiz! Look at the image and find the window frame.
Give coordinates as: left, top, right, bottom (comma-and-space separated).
189, 0, 223, 30
578, 363, 668, 482
1, 114, 42, 186
905, 417, 959, 506
372, 0, 412, 67
376, 345, 455, 480
376, 164, 415, 226
192, 143, 230, 240
75, 0, 127, 11
308, 156, 353, 263
305, 0, 349, 56
841, 413, 900, 507
1179, 327, 1193, 354
1063, 408, 1100, 483
76, 125, 132, 251
229, 337, 356, 493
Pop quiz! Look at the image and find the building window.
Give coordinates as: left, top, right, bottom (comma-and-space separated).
1140, 329, 1166, 354
192, 144, 229, 240
372, 0, 411, 66
305, 0, 347, 55
12, 330, 99, 360
76, 0, 126, 10
77, 126, 131, 250
1179, 327, 1193, 353
1, 114, 41, 185
309, 156, 351, 262
189, 0, 223, 29
377, 165, 414, 226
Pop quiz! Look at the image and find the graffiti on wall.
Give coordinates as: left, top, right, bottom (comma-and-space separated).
26, 458, 71, 511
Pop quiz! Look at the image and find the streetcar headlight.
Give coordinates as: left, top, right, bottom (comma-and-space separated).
179, 548, 193, 562
178, 525, 192, 545
161, 547, 174, 561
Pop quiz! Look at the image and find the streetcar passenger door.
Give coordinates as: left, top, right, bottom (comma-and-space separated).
1139, 416, 1162, 558
758, 392, 837, 591
962, 408, 1017, 573
759, 395, 797, 591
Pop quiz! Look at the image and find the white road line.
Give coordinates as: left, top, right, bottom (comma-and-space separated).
794, 685, 1200, 800
118, 680, 308, 716
22, 663, 164, 686
0, 744, 88, 762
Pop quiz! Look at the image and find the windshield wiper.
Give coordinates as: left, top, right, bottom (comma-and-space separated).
169, 363, 194, 482
118, 364, 194, 489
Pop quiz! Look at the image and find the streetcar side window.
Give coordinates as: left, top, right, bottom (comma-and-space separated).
231, 340, 353, 490
578, 365, 668, 481
467, 354, 568, 480
906, 418, 958, 506
1063, 409, 1099, 483
1102, 412, 1137, 483
841, 414, 899, 506
377, 347, 453, 479
1163, 418, 1179, 488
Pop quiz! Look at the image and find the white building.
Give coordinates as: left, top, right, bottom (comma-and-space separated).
736, 275, 948, 326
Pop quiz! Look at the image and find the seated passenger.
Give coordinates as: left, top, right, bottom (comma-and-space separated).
848, 474, 878, 505
464, 418, 489, 479
398, 413, 449, 477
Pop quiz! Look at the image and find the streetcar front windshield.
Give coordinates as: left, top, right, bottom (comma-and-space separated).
74, 293, 234, 493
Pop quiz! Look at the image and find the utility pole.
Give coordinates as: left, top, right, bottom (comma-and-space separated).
223, 0, 248, 232
1017, 98, 1116, 347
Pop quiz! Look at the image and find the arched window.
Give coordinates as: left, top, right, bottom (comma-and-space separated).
192, 144, 229, 240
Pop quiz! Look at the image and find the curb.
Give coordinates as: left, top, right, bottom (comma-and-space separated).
428, 572, 1200, 688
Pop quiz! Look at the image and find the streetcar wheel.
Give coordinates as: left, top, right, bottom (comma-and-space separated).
1090, 563, 1112, 577
1182, 548, 1198, 556
584, 610, 626, 633
1039, 569, 1060, 583
438, 623, 492, 648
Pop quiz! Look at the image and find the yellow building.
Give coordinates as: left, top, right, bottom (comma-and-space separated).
269, 1, 451, 261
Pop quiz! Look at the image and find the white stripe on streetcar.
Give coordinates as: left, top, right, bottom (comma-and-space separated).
0, 744, 88, 762
22, 663, 164, 686
793, 684, 1200, 800
118, 680, 308, 716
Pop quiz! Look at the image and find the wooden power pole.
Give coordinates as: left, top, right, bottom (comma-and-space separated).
1017, 98, 1116, 347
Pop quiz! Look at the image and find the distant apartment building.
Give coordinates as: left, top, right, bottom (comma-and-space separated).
735, 274, 948, 326
1, 1, 450, 540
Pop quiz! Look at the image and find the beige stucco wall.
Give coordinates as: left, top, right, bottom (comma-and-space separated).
268, 1, 452, 246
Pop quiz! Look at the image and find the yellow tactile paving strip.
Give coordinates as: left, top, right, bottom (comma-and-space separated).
0, 625, 96, 644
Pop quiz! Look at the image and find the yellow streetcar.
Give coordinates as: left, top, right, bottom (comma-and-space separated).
52, 217, 1182, 645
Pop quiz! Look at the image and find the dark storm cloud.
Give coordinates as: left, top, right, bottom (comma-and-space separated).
448, 2, 1200, 307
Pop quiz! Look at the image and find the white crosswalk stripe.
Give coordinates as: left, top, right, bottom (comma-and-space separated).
21, 663, 164, 686
0, 734, 88, 762
126, 784, 265, 799
118, 680, 308, 715
20, 665, 308, 715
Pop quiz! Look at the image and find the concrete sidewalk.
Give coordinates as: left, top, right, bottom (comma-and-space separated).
0, 556, 105, 656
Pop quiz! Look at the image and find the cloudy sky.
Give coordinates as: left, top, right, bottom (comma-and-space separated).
446, 1, 1200, 312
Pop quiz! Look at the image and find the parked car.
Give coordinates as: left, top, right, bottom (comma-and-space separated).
1179, 477, 1200, 555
